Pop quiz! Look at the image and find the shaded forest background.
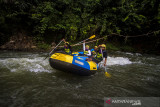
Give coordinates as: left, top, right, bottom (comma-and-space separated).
0, 0, 160, 54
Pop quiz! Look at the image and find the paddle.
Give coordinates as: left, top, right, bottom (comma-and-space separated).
44, 40, 63, 60
100, 48, 111, 78
104, 66, 111, 78
76, 35, 96, 45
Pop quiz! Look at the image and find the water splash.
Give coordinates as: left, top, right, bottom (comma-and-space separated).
0, 57, 51, 72
100, 56, 132, 66
0, 56, 134, 72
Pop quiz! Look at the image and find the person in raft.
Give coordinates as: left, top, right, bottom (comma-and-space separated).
92, 44, 108, 66
62, 39, 72, 54
83, 40, 92, 61
91, 46, 98, 57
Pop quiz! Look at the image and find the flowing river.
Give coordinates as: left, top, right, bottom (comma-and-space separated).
0, 50, 160, 107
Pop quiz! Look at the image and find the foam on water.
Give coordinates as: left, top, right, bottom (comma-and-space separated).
99, 56, 132, 66
125, 52, 142, 56
0, 55, 133, 72
0, 57, 51, 72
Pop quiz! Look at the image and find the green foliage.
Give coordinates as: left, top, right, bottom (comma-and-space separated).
0, 0, 159, 53
120, 45, 135, 52
33, 35, 51, 50
31, 2, 60, 34
106, 43, 119, 51
37, 42, 51, 50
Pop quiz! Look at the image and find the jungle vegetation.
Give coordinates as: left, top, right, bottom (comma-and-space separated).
0, 0, 160, 53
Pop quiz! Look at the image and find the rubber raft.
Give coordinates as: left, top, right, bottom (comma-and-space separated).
49, 52, 99, 76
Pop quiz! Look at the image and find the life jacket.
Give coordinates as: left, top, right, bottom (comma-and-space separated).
96, 50, 102, 58
91, 49, 97, 55
84, 49, 89, 55
64, 46, 70, 54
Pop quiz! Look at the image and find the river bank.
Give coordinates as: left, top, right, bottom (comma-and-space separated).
1, 42, 159, 56
0, 35, 159, 55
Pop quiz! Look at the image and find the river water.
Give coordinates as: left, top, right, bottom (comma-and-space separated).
0, 50, 160, 107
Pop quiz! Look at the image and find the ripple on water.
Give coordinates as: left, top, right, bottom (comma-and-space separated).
0, 51, 160, 106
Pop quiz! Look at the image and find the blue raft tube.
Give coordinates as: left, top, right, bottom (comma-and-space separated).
49, 52, 99, 76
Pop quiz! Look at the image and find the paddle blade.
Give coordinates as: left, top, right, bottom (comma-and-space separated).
89, 35, 96, 39
105, 72, 111, 78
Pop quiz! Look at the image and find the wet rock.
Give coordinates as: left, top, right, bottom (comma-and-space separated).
31, 46, 37, 49
0, 33, 37, 51
51, 42, 56, 49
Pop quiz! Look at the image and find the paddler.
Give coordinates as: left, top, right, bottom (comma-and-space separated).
63, 39, 72, 54
83, 40, 91, 56
92, 44, 108, 66
91, 46, 98, 57
83, 40, 92, 61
